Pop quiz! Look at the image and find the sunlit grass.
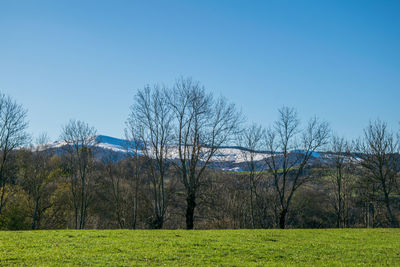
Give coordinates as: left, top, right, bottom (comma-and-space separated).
0, 229, 399, 266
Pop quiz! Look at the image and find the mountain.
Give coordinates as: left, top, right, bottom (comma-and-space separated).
38, 135, 335, 172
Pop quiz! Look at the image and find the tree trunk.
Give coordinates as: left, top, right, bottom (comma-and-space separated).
279, 208, 287, 229
131, 190, 138, 229
337, 197, 342, 228
132, 164, 139, 229
132, 212, 137, 230
337, 176, 342, 228
383, 190, 398, 227
80, 177, 85, 229
152, 215, 163, 229
186, 192, 196, 230
32, 198, 40, 230
74, 204, 79, 229
0, 182, 5, 215
249, 173, 256, 229
116, 204, 123, 229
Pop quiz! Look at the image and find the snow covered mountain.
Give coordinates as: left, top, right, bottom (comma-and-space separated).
39, 135, 334, 172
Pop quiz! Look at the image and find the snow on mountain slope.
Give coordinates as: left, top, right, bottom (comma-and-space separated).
95, 135, 136, 153
38, 135, 331, 171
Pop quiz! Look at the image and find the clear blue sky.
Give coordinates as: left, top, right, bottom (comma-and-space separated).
1, 0, 399, 141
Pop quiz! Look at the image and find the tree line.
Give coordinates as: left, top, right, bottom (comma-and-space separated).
1, 78, 399, 230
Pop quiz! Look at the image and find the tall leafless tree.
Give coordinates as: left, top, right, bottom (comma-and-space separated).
102, 150, 125, 228
237, 123, 266, 228
126, 85, 173, 229
329, 135, 353, 228
18, 134, 55, 229
0, 93, 29, 215
168, 78, 242, 229
265, 107, 329, 229
61, 119, 97, 229
124, 126, 144, 229
355, 120, 399, 227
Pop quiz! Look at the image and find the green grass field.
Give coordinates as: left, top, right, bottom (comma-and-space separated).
0, 229, 399, 266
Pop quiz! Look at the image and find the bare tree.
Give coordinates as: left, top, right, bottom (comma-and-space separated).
236, 123, 266, 228
124, 126, 144, 229
61, 119, 97, 229
0, 93, 29, 214
18, 133, 55, 229
102, 150, 125, 228
168, 78, 242, 229
265, 107, 329, 229
355, 120, 399, 227
328, 135, 353, 228
126, 85, 173, 229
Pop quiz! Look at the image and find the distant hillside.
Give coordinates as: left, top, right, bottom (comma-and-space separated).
37, 135, 337, 172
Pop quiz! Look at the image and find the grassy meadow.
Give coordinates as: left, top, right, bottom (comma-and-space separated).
0, 229, 399, 266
